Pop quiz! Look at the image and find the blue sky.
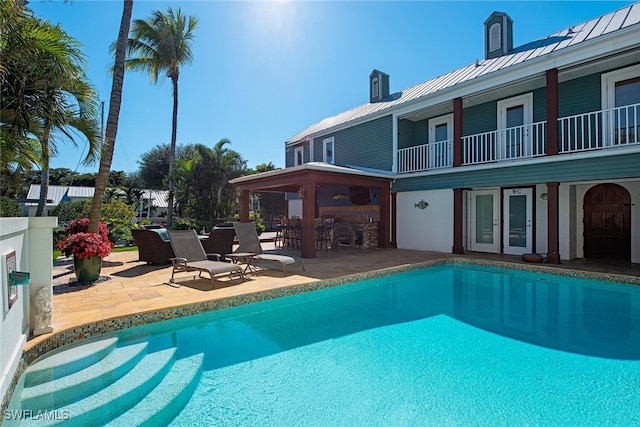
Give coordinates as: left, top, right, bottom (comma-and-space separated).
30, 0, 635, 175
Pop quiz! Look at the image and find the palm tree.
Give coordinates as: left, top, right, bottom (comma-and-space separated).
32, 23, 101, 216
1, 0, 99, 197
87, 0, 133, 234
123, 7, 198, 228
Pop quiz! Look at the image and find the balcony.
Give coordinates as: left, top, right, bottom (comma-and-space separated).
396, 103, 639, 174
397, 139, 452, 174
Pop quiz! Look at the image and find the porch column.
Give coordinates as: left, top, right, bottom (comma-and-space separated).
453, 188, 465, 254
378, 184, 391, 248
546, 182, 560, 264
240, 190, 250, 222
453, 97, 463, 167
391, 192, 398, 248
546, 68, 559, 156
300, 182, 316, 258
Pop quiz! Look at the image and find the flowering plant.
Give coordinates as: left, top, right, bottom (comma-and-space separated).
56, 218, 114, 259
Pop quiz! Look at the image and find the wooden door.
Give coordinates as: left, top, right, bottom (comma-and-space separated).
584, 184, 631, 261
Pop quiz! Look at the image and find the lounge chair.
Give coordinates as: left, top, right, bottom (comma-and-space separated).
232, 222, 305, 276
131, 228, 175, 264
168, 230, 244, 284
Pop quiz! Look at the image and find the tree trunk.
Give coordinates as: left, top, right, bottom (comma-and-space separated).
35, 123, 52, 217
88, 0, 133, 233
166, 74, 179, 228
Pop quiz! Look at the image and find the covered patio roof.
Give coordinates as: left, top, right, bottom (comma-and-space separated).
230, 163, 395, 258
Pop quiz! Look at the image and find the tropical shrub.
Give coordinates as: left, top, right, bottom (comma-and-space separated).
0, 196, 21, 217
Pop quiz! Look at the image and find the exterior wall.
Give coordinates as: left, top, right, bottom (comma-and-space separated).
397, 119, 414, 150
558, 73, 601, 116
396, 189, 453, 252
0, 217, 56, 401
463, 101, 497, 136
312, 115, 393, 170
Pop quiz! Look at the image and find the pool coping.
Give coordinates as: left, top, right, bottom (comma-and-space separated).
2, 257, 640, 415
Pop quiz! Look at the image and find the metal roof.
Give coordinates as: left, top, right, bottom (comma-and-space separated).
25, 185, 169, 208
230, 162, 394, 185
25, 185, 94, 206
285, 2, 640, 145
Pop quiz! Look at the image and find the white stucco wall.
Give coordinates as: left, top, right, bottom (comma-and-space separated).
0, 217, 56, 401
396, 189, 453, 253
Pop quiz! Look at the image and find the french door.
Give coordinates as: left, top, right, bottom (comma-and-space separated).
497, 94, 533, 160
469, 189, 500, 253
502, 188, 533, 255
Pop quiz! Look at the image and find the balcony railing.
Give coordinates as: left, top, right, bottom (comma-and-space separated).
462, 121, 547, 165
397, 139, 452, 173
559, 103, 639, 153
395, 103, 638, 174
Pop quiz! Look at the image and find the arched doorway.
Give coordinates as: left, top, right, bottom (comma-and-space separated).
583, 183, 631, 261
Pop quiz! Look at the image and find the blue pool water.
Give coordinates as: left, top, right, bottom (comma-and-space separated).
11, 264, 640, 425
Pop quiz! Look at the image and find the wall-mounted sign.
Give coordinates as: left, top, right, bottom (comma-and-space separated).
4, 250, 18, 311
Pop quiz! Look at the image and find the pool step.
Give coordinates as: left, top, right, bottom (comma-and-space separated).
106, 353, 204, 427
20, 342, 149, 411
20, 347, 178, 427
23, 336, 119, 387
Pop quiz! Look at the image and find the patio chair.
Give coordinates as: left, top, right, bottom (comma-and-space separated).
232, 222, 305, 276
131, 228, 175, 264
168, 230, 244, 284
200, 226, 236, 261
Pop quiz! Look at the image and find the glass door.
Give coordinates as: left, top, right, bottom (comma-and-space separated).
497, 94, 533, 160
503, 188, 533, 255
469, 189, 500, 253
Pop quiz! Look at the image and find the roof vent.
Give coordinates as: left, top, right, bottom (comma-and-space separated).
484, 12, 513, 60
369, 69, 389, 103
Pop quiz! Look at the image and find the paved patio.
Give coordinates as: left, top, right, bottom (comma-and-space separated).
32, 241, 640, 352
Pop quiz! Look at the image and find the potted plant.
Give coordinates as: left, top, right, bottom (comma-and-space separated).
56, 218, 114, 282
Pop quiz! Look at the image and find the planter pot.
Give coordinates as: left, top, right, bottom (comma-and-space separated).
73, 255, 103, 282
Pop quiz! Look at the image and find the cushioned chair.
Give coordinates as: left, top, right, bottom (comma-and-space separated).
168, 230, 244, 284
131, 228, 175, 265
232, 222, 305, 276
200, 227, 236, 261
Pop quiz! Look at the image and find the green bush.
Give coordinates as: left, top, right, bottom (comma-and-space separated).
51, 200, 88, 222
77, 200, 137, 245
254, 221, 265, 236
0, 196, 21, 217
172, 218, 197, 230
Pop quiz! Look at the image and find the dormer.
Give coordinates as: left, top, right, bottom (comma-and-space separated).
484, 12, 513, 60
369, 69, 390, 103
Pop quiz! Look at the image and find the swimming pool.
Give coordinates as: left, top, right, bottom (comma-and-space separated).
7, 263, 640, 425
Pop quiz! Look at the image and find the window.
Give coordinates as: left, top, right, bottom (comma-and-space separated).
323, 137, 335, 164
602, 65, 640, 146
294, 146, 304, 166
